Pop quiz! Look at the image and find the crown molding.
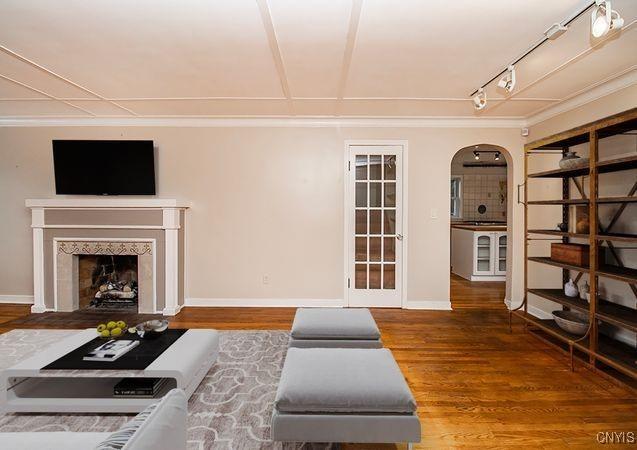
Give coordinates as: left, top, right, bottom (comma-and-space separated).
526, 69, 637, 127
0, 115, 526, 128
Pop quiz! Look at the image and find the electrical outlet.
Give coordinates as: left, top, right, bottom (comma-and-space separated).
262, 275, 270, 285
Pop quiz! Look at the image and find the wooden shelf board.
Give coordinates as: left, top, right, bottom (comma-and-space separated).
597, 196, 637, 204
514, 311, 589, 350
597, 300, 637, 333
527, 289, 589, 313
527, 199, 589, 205
597, 232, 637, 243
597, 264, 637, 283
528, 230, 589, 239
527, 256, 590, 273
527, 154, 637, 178
597, 335, 637, 379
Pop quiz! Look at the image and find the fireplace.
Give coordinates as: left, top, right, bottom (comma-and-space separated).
54, 240, 156, 314
78, 255, 139, 311
27, 198, 188, 315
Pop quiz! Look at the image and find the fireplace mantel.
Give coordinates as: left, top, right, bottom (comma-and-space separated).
26, 198, 188, 316
26, 198, 190, 209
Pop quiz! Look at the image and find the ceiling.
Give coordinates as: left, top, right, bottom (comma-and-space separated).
0, 0, 635, 120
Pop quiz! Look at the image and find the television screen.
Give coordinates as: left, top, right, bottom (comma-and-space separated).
53, 140, 156, 195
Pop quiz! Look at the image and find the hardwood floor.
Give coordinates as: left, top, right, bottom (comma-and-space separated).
0, 304, 635, 448
450, 273, 506, 310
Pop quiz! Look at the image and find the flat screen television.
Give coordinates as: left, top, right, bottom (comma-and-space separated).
53, 140, 156, 195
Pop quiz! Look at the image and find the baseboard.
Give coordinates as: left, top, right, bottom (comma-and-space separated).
526, 304, 553, 320
184, 298, 345, 308
404, 300, 452, 310
0, 294, 34, 304
162, 304, 184, 316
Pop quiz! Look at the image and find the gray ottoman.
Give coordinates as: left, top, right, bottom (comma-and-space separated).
271, 348, 420, 446
289, 308, 382, 348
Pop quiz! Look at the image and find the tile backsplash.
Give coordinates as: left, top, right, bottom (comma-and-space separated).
461, 174, 507, 221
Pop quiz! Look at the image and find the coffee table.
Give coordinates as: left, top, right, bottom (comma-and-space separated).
0, 328, 218, 413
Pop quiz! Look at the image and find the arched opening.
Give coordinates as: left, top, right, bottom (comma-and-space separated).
449, 144, 513, 309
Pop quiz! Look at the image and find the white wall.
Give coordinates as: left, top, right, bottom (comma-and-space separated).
0, 124, 525, 308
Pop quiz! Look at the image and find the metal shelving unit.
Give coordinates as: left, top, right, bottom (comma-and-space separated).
513, 108, 637, 389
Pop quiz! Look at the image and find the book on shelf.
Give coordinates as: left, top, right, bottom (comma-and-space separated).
83, 339, 140, 362
114, 377, 169, 397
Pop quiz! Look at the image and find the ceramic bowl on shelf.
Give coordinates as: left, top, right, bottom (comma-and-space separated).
552, 310, 588, 336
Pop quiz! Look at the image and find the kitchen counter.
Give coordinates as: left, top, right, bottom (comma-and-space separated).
451, 224, 507, 232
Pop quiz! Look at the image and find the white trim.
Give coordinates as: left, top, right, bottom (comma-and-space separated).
404, 300, 452, 310
163, 304, 183, 316
52, 237, 158, 314
0, 294, 34, 304
185, 297, 345, 308
526, 69, 637, 126
31, 227, 45, 314
37, 224, 165, 230
0, 116, 527, 128
26, 198, 189, 208
164, 229, 179, 316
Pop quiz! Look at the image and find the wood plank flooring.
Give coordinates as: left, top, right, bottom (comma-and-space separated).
0, 298, 635, 448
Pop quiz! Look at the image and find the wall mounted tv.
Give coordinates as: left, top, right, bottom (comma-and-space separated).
53, 140, 156, 195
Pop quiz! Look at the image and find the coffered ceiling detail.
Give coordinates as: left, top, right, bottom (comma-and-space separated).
0, 0, 635, 121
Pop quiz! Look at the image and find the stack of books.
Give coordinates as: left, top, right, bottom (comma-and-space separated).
114, 378, 169, 398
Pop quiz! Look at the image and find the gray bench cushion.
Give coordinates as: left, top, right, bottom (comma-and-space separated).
290, 308, 380, 340
275, 348, 416, 414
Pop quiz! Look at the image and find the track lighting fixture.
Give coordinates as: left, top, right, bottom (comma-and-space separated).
473, 88, 487, 110
474, 151, 480, 160
497, 65, 516, 93
591, 0, 624, 38
494, 152, 501, 161
544, 23, 568, 40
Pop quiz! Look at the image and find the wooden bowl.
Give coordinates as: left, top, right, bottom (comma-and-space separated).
552, 310, 588, 336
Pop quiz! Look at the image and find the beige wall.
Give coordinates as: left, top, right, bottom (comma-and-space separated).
0, 125, 526, 307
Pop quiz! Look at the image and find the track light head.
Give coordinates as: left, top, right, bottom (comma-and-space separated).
591, 0, 624, 38
494, 152, 501, 161
497, 65, 516, 93
473, 88, 487, 110
474, 151, 480, 160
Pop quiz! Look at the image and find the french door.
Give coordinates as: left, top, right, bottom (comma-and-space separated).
347, 144, 403, 307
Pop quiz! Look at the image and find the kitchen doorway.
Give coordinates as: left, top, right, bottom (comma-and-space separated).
449, 144, 511, 310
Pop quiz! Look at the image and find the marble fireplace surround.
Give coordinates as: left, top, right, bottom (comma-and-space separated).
55, 239, 155, 313
26, 199, 188, 316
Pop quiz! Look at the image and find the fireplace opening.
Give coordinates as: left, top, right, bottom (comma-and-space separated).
78, 255, 138, 312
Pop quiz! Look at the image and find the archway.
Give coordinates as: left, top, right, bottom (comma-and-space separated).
449, 144, 513, 309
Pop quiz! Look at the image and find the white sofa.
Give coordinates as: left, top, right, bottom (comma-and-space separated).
0, 388, 187, 450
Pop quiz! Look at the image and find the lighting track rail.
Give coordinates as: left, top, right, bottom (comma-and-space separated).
469, 1, 597, 98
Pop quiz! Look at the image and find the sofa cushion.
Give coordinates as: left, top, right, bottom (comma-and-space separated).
275, 348, 417, 414
290, 308, 380, 340
94, 388, 187, 450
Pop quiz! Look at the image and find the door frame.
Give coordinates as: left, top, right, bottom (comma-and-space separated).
343, 140, 409, 308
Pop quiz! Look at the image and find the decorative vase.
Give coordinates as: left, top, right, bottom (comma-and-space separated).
580, 281, 590, 301
564, 279, 579, 298
559, 151, 581, 169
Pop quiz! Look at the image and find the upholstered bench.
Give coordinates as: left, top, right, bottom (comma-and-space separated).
289, 308, 382, 348
271, 348, 421, 447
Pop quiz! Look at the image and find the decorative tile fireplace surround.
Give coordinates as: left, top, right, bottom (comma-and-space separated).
26, 199, 188, 315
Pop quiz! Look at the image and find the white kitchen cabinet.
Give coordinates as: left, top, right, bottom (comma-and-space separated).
451, 227, 506, 281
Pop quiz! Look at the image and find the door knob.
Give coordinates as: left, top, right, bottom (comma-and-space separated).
396, 234, 403, 241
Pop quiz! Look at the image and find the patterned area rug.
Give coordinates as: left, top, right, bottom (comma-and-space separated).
0, 329, 336, 449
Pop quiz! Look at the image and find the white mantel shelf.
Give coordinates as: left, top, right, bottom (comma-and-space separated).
26, 198, 190, 209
